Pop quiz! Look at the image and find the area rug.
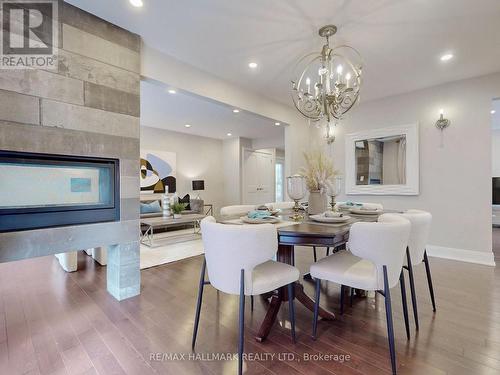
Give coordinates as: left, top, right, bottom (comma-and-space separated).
140, 229, 204, 269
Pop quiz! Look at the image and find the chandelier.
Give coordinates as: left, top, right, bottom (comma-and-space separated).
291, 25, 363, 143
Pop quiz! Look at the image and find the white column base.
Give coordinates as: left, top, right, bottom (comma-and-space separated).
55, 251, 78, 272
92, 247, 107, 266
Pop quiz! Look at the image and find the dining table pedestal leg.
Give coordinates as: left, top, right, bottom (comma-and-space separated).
254, 244, 335, 342
255, 294, 282, 342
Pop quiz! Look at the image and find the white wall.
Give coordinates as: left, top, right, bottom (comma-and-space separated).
330, 73, 500, 265
252, 134, 285, 150
141, 126, 225, 211
493, 129, 500, 177
222, 137, 242, 206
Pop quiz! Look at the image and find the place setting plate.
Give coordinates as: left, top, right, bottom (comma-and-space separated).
240, 216, 281, 224
309, 213, 352, 224
349, 208, 383, 216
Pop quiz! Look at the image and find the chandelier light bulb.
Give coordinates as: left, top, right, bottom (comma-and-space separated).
129, 0, 143, 7
336, 65, 343, 75
440, 53, 453, 62
439, 108, 444, 115
345, 73, 352, 81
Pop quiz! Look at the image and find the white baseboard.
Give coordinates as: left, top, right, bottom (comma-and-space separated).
427, 245, 496, 267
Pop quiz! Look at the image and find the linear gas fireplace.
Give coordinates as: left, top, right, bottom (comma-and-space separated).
0, 151, 120, 232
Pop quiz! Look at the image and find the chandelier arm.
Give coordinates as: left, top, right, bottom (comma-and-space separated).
290, 93, 322, 121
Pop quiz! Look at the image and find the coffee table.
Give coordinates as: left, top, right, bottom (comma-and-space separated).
140, 214, 206, 247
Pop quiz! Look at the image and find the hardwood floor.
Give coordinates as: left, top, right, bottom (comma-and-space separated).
1, 238, 500, 375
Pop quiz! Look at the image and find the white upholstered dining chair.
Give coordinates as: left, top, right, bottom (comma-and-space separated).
219, 204, 256, 218
318, 201, 384, 259
192, 216, 300, 375
310, 213, 411, 375
399, 209, 435, 331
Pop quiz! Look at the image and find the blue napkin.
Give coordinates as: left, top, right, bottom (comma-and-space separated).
247, 210, 274, 219
344, 201, 363, 207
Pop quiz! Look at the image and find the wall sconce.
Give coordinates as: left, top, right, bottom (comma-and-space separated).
435, 109, 450, 130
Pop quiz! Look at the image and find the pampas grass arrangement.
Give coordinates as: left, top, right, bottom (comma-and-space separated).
300, 151, 337, 194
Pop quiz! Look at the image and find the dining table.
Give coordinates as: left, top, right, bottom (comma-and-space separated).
221, 210, 383, 343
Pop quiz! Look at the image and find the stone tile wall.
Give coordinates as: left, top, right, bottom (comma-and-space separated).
0, 3, 141, 300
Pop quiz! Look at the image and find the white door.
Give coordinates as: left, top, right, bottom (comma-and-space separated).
243, 150, 275, 205
243, 151, 260, 205
257, 152, 274, 203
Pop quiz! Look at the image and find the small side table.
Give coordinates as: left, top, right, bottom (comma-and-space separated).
204, 204, 214, 216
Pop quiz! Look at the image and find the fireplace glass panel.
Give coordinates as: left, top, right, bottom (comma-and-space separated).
0, 163, 113, 209
0, 151, 120, 232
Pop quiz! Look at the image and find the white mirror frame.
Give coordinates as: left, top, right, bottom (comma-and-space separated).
345, 123, 419, 195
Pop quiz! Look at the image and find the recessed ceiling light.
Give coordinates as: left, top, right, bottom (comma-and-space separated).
274, 122, 281, 126
167, 89, 176, 94
233, 109, 240, 113
184, 124, 192, 128
227, 132, 232, 136
492, 110, 497, 114
440, 53, 454, 62
129, 0, 143, 7
248, 62, 258, 69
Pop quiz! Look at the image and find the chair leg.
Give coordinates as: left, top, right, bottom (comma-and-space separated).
350, 287, 354, 307
251, 296, 254, 312
326, 247, 330, 256
192, 258, 206, 349
312, 278, 321, 340
406, 247, 419, 331
399, 270, 410, 340
287, 283, 296, 343
423, 250, 437, 312
340, 284, 345, 315
238, 269, 245, 375
383, 266, 397, 375
313, 246, 317, 262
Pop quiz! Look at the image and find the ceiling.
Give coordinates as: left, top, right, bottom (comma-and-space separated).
141, 80, 285, 143
67, 0, 500, 107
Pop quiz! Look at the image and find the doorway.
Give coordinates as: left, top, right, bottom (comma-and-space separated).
243, 149, 275, 205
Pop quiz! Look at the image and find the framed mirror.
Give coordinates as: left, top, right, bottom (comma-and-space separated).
345, 123, 419, 195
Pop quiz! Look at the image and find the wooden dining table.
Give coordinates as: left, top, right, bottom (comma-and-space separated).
254, 214, 380, 342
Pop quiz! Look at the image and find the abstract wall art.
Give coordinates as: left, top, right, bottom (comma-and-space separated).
140, 150, 177, 193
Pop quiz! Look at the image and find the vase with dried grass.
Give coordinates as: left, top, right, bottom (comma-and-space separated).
300, 151, 337, 215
